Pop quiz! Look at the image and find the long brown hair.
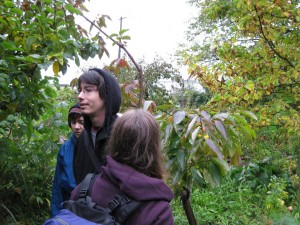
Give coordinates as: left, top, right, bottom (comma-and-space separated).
108, 109, 165, 179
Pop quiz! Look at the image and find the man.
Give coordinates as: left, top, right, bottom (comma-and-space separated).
51, 103, 84, 216
73, 68, 122, 184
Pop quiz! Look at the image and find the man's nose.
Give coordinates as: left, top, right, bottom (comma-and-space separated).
78, 91, 84, 100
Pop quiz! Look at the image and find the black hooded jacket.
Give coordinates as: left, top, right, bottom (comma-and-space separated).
73, 68, 122, 184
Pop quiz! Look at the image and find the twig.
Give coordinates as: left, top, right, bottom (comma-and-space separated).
81, 14, 144, 107
254, 5, 295, 69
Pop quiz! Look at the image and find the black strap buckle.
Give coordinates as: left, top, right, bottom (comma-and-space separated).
78, 189, 88, 198
122, 195, 131, 203
108, 198, 120, 210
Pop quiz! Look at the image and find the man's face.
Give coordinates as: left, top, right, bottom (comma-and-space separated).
77, 82, 105, 117
70, 116, 84, 138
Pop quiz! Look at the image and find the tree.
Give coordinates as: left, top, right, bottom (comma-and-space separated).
0, 0, 105, 223
0, 0, 102, 131
179, 0, 300, 203
100, 55, 183, 108
181, 0, 299, 133
171, 82, 212, 109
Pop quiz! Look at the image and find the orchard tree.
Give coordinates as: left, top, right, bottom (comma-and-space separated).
102, 56, 183, 108
178, 0, 300, 206
0, 0, 105, 138
171, 83, 212, 109
0, 0, 111, 223
181, 0, 300, 134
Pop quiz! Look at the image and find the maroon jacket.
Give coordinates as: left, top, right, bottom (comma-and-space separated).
71, 156, 174, 225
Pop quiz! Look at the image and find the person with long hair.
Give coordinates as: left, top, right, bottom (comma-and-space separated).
71, 109, 174, 224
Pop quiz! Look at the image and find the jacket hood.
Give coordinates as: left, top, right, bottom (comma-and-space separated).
102, 156, 174, 202
83, 68, 122, 132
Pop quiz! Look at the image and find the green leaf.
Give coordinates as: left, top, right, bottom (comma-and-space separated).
240, 125, 256, 140
109, 33, 118, 38
65, 3, 81, 15
44, 86, 57, 98
119, 29, 129, 35
200, 110, 210, 120
211, 157, 230, 175
173, 111, 186, 124
191, 126, 201, 144
4, 1, 15, 7
121, 36, 131, 40
79, 3, 89, 12
232, 114, 248, 126
240, 110, 258, 121
156, 104, 174, 110
11, 8, 23, 16
212, 112, 229, 120
206, 139, 223, 159
185, 115, 198, 137
245, 80, 254, 91
164, 124, 173, 143
214, 120, 228, 140
177, 150, 186, 171
172, 170, 183, 186
208, 162, 222, 187
191, 168, 204, 185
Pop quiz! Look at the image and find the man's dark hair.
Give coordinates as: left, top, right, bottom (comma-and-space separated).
78, 70, 107, 101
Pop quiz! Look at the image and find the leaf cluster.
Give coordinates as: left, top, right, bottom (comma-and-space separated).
157, 105, 257, 195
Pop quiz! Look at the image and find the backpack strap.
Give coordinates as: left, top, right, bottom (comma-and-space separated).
83, 130, 102, 173
63, 172, 142, 224
109, 194, 142, 224
63, 173, 98, 210
77, 173, 96, 200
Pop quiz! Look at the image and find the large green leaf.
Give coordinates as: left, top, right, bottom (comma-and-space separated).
185, 114, 198, 138
205, 138, 223, 159
173, 111, 186, 124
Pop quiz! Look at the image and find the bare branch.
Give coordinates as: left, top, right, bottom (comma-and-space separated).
81, 14, 144, 107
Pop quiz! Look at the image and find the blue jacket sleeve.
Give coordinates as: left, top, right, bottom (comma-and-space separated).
59, 135, 77, 192
50, 134, 77, 217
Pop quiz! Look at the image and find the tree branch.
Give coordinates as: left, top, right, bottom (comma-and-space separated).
81, 14, 144, 107
254, 5, 295, 68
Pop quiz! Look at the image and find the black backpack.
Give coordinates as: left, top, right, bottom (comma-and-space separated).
44, 173, 141, 225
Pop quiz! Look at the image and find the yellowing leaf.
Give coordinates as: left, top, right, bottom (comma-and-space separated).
52, 61, 60, 76
245, 80, 254, 90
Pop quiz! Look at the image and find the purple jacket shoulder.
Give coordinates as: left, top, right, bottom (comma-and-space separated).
71, 156, 174, 225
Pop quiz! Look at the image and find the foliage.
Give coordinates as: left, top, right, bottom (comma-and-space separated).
0, 87, 78, 224
0, 0, 102, 163
102, 56, 184, 109
0, 0, 99, 121
182, 0, 300, 136
171, 84, 212, 109
156, 104, 257, 195
0, 0, 103, 223
180, 1, 300, 213
171, 163, 299, 225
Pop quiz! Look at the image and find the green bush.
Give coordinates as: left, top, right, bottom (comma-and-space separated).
171, 164, 299, 225
0, 87, 77, 225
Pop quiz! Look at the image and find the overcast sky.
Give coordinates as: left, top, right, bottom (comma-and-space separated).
57, 0, 197, 84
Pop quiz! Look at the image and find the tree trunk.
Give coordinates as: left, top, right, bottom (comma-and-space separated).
180, 187, 197, 225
